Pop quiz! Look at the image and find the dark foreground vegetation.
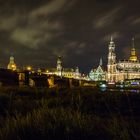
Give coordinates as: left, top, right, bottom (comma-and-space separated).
0, 87, 140, 140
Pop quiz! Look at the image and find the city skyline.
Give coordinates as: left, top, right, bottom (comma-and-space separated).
0, 0, 140, 73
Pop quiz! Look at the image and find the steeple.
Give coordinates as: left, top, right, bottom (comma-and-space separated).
111, 36, 113, 42
129, 37, 137, 61
132, 37, 135, 48
99, 58, 103, 66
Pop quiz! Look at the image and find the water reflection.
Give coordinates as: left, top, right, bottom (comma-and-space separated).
100, 87, 107, 92
100, 84, 107, 92
130, 89, 140, 93
120, 89, 124, 92
107, 88, 140, 93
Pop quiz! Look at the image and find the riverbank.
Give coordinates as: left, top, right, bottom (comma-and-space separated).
0, 87, 140, 140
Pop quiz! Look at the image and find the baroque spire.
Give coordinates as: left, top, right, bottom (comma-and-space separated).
132, 37, 135, 48
129, 37, 137, 61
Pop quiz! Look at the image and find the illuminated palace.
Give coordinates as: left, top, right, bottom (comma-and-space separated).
45, 56, 81, 79
107, 37, 140, 83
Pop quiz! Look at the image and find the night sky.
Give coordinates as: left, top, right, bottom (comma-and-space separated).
0, 0, 140, 73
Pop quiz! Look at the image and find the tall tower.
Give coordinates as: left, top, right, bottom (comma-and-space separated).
107, 37, 117, 83
56, 56, 62, 76
75, 66, 81, 79
129, 37, 138, 61
7, 55, 17, 71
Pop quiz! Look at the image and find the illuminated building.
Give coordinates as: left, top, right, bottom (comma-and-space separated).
45, 56, 81, 79
7, 55, 17, 71
107, 37, 117, 83
89, 58, 106, 81
56, 56, 62, 76
107, 37, 140, 83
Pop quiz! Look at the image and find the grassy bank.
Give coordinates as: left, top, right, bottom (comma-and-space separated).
0, 87, 140, 140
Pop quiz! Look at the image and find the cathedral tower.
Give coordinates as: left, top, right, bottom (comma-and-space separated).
107, 37, 117, 82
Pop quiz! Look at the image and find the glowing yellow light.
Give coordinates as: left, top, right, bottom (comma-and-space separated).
11, 64, 15, 68
27, 66, 32, 71
129, 48, 137, 61
10, 64, 16, 71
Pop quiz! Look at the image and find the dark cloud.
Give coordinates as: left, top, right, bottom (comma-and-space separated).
0, 0, 140, 73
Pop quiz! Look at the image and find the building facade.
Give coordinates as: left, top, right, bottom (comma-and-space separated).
89, 58, 106, 81
107, 37, 140, 83
45, 56, 81, 79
